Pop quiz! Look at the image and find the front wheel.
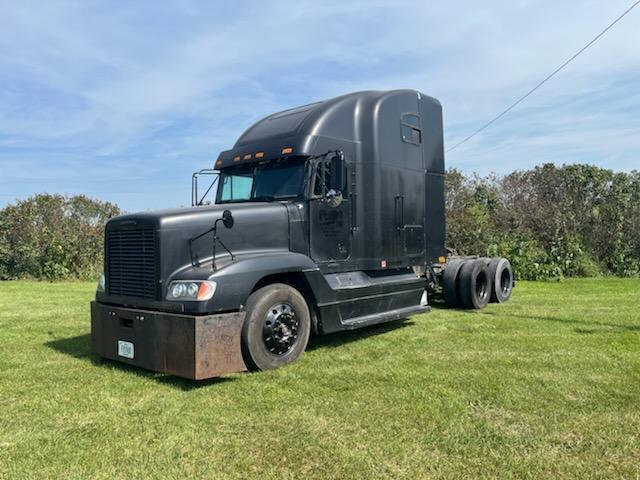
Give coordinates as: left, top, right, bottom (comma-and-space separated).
241, 283, 311, 371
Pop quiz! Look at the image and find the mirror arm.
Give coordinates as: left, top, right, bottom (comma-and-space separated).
189, 212, 235, 270
211, 217, 235, 271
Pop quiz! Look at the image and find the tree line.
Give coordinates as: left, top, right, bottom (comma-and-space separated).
446, 163, 640, 279
0, 163, 638, 280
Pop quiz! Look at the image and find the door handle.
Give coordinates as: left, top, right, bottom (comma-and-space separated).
394, 195, 404, 230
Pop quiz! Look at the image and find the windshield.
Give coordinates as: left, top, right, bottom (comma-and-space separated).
216, 159, 307, 203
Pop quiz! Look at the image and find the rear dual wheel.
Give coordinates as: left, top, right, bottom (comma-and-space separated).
442, 257, 513, 309
488, 257, 514, 303
458, 260, 492, 309
442, 259, 465, 307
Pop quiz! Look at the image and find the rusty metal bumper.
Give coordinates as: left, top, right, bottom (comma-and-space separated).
90, 302, 247, 380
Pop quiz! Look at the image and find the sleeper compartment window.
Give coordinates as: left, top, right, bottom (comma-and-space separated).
401, 113, 421, 145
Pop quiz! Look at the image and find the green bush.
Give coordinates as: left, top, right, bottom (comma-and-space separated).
446, 164, 640, 280
0, 194, 119, 281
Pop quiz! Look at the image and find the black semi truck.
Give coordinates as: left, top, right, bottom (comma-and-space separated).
91, 90, 514, 379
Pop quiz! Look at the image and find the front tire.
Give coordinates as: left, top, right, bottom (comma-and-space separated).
241, 283, 311, 371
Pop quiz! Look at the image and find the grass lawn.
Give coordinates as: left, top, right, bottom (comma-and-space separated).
0, 279, 639, 479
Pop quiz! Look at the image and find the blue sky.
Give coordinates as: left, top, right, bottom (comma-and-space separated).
1, 0, 639, 212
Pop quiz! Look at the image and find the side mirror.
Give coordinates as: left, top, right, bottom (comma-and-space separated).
324, 189, 343, 207
222, 209, 234, 229
330, 152, 344, 192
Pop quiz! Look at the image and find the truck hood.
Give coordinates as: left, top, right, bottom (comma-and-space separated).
106, 202, 291, 283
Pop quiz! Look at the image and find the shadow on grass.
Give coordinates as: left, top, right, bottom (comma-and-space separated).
476, 309, 640, 333
45, 334, 234, 390
307, 318, 415, 351
428, 301, 461, 311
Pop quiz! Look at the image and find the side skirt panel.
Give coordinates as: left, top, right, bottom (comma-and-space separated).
341, 304, 429, 330
304, 270, 428, 334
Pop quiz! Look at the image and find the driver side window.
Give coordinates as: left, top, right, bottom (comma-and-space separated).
313, 161, 332, 197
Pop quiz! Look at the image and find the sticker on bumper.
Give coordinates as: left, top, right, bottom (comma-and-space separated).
117, 340, 134, 359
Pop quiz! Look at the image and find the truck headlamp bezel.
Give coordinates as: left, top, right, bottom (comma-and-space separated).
166, 280, 216, 301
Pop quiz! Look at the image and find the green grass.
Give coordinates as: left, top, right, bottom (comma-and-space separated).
0, 279, 639, 479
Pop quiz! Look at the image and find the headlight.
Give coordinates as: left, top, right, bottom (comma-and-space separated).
166, 280, 216, 301
97, 272, 106, 292
171, 283, 186, 298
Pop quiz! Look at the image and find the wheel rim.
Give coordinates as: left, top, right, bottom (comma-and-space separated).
500, 268, 511, 296
262, 303, 299, 356
475, 271, 489, 301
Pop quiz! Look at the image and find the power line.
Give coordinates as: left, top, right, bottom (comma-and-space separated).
447, 0, 640, 153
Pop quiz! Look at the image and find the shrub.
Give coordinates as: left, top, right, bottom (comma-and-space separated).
0, 194, 120, 280
445, 164, 640, 280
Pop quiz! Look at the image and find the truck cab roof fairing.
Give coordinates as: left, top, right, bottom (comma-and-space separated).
215, 90, 443, 172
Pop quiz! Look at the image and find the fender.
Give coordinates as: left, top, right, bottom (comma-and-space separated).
208, 252, 324, 312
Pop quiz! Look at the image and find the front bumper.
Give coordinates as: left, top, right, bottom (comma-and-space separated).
90, 301, 247, 380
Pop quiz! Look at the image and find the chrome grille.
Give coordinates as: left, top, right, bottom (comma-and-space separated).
107, 228, 157, 299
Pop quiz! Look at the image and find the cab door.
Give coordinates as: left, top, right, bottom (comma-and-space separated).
309, 154, 351, 264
